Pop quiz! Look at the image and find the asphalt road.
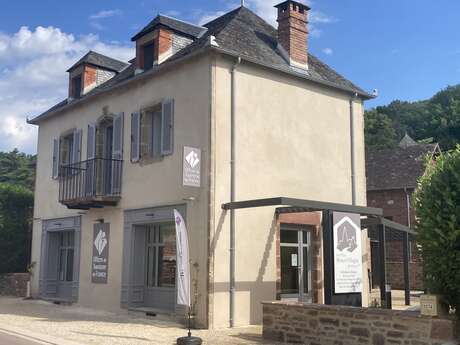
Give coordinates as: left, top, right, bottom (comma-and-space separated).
0, 331, 45, 345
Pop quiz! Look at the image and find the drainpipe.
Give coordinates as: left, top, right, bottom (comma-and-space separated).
230, 56, 241, 328
404, 188, 411, 228
349, 93, 358, 205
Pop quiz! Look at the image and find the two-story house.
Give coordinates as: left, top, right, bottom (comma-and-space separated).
29, 1, 373, 329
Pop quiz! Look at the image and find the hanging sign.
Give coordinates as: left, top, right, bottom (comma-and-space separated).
92, 223, 110, 284
333, 212, 363, 293
183, 146, 201, 187
174, 209, 191, 307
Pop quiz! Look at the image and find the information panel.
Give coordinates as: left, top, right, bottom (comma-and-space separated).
333, 212, 363, 293
92, 223, 110, 284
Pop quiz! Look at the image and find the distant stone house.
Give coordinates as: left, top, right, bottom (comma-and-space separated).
366, 135, 441, 290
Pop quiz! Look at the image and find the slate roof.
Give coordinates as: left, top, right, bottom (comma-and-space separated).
66, 51, 129, 73
131, 14, 207, 41
171, 6, 369, 96
366, 144, 440, 191
30, 6, 372, 124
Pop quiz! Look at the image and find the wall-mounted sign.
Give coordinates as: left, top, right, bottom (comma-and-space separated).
333, 212, 363, 294
92, 223, 110, 284
183, 146, 201, 187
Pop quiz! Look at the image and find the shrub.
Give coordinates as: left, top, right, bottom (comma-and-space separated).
0, 183, 34, 273
414, 145, 460, 315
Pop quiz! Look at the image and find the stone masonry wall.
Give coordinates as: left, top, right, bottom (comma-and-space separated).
263, 301, 459, 345
0, 273, 30, 297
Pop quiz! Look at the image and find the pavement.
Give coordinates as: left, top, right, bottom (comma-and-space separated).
0, 297, 281, 345
369, 289, 422, 310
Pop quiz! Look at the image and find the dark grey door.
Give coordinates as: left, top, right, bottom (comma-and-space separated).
280, 226, 312, 302
56, 231, 75, 300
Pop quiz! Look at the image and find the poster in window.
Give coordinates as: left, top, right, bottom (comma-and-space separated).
333, 212, 363, 293
92, 223, 110, 284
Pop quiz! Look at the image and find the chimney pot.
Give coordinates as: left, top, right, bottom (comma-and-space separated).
275, 0, 310, 70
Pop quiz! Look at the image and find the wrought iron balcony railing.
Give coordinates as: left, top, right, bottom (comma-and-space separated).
58, 158, 123, 209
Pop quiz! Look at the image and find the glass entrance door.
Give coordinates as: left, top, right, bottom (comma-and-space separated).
280, 226, 312, 302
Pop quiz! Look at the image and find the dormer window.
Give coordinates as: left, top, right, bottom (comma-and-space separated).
66, 51, 128, 99
142, 42, 155, 70
71, 75, 82, 98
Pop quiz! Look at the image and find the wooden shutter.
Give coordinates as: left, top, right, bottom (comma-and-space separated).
87, 124, 96, 160
161, 99, 174, 156
72, 129, 82, 164
86, 124, 96, 196
52, 138, 60, 179
131, 112, 140, 162
113, 112, 124, 160
112, 112, 124, 194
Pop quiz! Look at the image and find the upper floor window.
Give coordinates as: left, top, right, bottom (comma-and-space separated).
131, 99, 174, 163
142, 42, 155, 70
71, 75, 82, 98
52, 129, 82, 179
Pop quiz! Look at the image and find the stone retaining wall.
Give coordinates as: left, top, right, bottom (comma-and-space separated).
0, 273, 30, 297
263, 301, 459, 345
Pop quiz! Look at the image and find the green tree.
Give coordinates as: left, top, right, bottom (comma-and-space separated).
365, 84, 460, 151
364, 109, 398, 150
0, 183, 34, 273
0, 149, 36, 190
414, 146, 460, 315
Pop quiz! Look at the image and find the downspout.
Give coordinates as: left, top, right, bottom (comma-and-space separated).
404, 187, 411, 228
350, 93, 358, 205
230, 56, 241, 328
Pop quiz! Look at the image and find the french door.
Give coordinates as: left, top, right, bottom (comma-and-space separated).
280, 226, 312, 302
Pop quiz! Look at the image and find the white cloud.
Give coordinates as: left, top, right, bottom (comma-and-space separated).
198, 11, 227, 26
0, 26, 134, 153
310, 11, 337, 24
163, 10, 182, 18
322, 47, 333, 55
89, 10, 122, 20
245, 0, 334, 38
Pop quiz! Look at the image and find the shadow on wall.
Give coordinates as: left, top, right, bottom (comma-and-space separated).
212, 212, 277, 324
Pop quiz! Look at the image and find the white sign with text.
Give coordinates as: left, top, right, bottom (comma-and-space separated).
333, 212, 363, 293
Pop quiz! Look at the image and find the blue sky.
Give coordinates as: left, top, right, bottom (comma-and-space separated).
0, 0, 459, 153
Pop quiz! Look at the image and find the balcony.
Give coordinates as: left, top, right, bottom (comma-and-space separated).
59, 158, 123, 210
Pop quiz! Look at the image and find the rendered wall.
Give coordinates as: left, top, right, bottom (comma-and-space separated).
209, 56, 369, 328
30, 55, 212, 326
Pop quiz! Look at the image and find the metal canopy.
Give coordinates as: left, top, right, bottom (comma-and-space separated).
222, 196, 415, 310
222, 197, 383, 217
361, 217, 416, 235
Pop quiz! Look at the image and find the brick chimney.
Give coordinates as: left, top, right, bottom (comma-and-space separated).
275, 1, 310, 70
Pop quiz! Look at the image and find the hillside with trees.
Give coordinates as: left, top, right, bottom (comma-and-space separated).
365, 85, 460, 151
0, 150, 35, 273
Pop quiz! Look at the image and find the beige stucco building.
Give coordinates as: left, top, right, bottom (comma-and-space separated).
29, 1, 374, 329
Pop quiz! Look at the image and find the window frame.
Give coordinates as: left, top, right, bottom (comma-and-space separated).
71, 74, 82, 98
142, 41, 155, 71
134, 99, 174, 165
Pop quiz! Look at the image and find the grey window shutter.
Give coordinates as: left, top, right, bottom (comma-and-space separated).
113, 112, 124, 160
161, 99, 174, 156
85, 124, 96, 196
52, 138, 59, 179
87, 124, 96, 160
72, 129, 82, 164
112, 112, 124, 195
131, 112, 140, 162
